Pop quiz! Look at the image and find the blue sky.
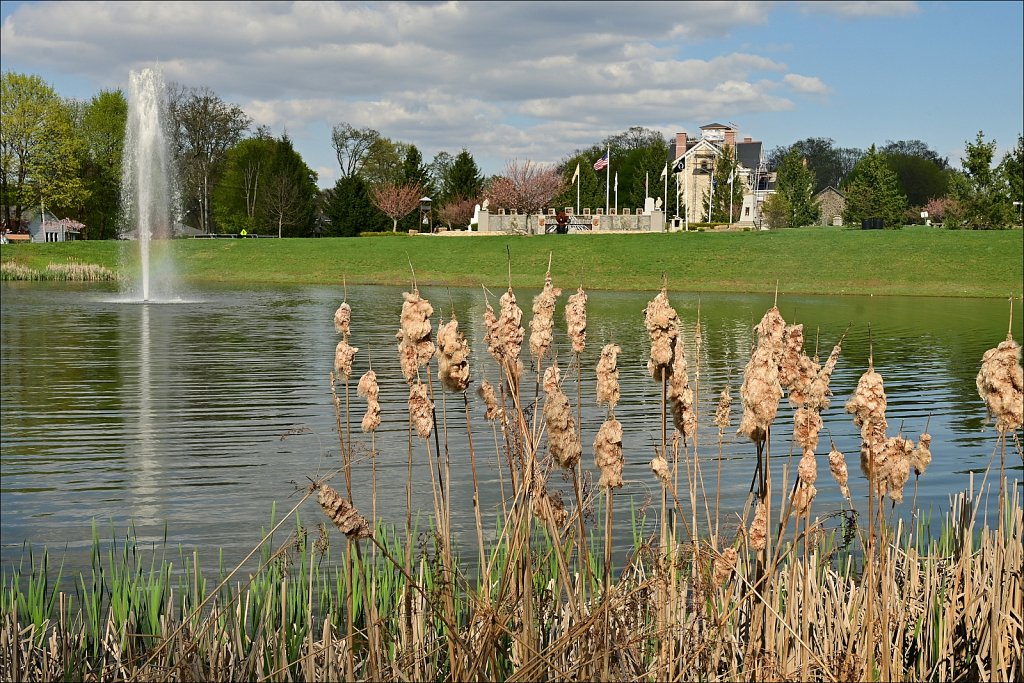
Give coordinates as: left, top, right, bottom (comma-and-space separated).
2, 1, 1021, 188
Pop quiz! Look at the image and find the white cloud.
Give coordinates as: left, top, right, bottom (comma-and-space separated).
799, 1, 920, 18
783, 73, 830, 95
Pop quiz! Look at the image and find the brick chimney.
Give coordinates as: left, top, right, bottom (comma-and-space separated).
724, 127, 737, 149
743, 136, 753, 143
675, 131, 688, 156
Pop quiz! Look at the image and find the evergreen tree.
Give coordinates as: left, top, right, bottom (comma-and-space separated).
775, 148, 818, 226
843, 145, 907, 228
443, 149, 484, 203
955, 131, 1015, 229
324, 174, 388, 236
998, 134, 1023, 224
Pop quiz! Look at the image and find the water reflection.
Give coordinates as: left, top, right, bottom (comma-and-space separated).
0, 281, 1020, 575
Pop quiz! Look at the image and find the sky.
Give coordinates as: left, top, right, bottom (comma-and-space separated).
1, 1, 1022, 189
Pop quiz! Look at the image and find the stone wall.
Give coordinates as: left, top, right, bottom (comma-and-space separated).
477, 209, 664, 234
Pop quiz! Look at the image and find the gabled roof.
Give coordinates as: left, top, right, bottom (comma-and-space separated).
735, 141, 763, 172
700, 122, 732, 130
672, 137, 721, 166
813, 185, 845, 199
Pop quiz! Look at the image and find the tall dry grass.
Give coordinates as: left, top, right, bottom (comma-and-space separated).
2, 274, 1022, 682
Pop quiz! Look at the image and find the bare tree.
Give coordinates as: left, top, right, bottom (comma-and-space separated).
485, 160, 564, 233
331, 123, 380, 179
438, 195, 477, 230
370, 182, 423, 232
263, 172, 303, 238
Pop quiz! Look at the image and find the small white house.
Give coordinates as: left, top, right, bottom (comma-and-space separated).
26, 208, 84, 242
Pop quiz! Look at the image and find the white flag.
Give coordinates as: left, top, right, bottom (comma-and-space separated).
660, 163, 667, 179
571, 163, 580, 182
614, 172, 618, 191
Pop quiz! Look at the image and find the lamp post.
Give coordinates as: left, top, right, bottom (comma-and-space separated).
419, 196, 432, 233
1014, 201, 1022, 226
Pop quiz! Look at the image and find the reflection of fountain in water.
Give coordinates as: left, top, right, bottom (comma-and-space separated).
120, 67, 179, 302
128, 304, 160, 524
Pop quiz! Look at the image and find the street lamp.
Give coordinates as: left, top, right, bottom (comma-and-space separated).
1014, 201, 1022, 225
419, 196, 432, 233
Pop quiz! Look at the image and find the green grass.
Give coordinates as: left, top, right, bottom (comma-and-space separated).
2, 226, 1022, 297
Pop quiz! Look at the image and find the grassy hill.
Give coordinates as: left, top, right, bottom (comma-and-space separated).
2, 226, 1022, 297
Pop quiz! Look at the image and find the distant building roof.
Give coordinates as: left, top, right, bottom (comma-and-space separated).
700, 122, 733, 130
735, 141, 763, 171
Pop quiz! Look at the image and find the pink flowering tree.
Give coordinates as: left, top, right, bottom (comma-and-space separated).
485, 160, 564, 233
371, 182, 423, 232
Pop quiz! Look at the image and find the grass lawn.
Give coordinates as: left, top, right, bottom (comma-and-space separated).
2, 226, 1022, 297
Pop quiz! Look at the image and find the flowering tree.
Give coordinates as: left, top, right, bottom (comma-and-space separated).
485, 160, 564, 233
438, 195, 477, 230
370, 182, 423, 232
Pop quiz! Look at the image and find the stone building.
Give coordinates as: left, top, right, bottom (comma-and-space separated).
813, 186, 846, 226
668, 123, 775, 227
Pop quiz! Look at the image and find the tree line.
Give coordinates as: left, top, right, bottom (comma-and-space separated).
2, 71, 1021, 238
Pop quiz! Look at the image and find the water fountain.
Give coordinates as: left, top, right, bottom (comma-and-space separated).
120, 67, 179, 302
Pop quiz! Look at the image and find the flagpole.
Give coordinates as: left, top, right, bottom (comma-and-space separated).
605, 146, 610, 216
729, 169, 734, 228
684, 167, 689, 232
576, 166, 580, 215
663, 166, 668, 218
614, 172, 618, 214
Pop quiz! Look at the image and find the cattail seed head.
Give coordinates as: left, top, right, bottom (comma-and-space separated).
356, 370, 381, 432
749, 501, 767, 551
713, 547, 738, 588
650, 455, 671, 487
593, 417, 624, 490
668, 335, 696, 439
644, 287, 678, 382
828, 447, 851, 502
478, 379, 502, 422
715, 385, 733, 434
543, 365, 581, 469
737, 307, 787, 443
408, 382, 434, 439
317, 485, 372, 539
565, 286, 588, 354
846, 363, 889, 479
529, 271, 561, 363
333, 302, 352, 337
437, 316, 471, 393
793, 406, 823, 453
910, 433, 932, 476
396, 289, 435, 383
976, 335, 1023, 434
334, 340, 359, 380
596, 344, 622, 410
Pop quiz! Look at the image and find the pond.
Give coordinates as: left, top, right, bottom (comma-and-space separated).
1, 281, 1021, 575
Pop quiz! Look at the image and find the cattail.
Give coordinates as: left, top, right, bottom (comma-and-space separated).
543, 365, 581, 469
532, 485, 568, 526
668, 331, 696, 439
644, 287, 678, 381
712, 547, 738, 588
749, 500, 767, 551
437, 316, 470, 393
408, 382, 434, 439
887, 437, 913, 503
793, 406, 823, 453
910, 432, 932, 476
805, 340, 843, 411
715, 385, 733, 434
793, 449, 818, 515
780, 324, 812, 399
356, 370, 381, 432
737, 307, 786, 443
846, 361, 889, 480
792, 483, 817, 516
334, 339, 359, 380
593, 417, 624, 490
317, 484, 372, 539
596, 344, 622, 410
497, 287, 525, 367
478, 379, 502, 422
828, 447, 851, 502
650, 455, 671, 487
333, 301, 352, 337
483, 302, 500, 360
396, 289, 435, 383
529, 271, 561, 364
976, 334, 1023, 434
565, 286, 588, 354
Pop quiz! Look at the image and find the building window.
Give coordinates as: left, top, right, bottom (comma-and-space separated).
744, 207, 750, 216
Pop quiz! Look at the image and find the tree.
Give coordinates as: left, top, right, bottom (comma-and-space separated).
78, 90, 127, 239
169, 86, 251, 233
955, 131, 1015, 229
843, 145, 907, 228
881, 139, 949, 169
259, 134, 318, 238
880, 153, 949, 208
323, 174, 388, 236
212, 135, 276, 234
998, 134, 1023, 224
761, 191, 792, 229
331, 122, 380, 179
31, 97, 90, 219
441, 149, 484, 204
768, 138, 862, 193
485, 160, 563, 233
774, 148, 818, 226
359, 136, 407, 187
553, 150, 604, 212
1, 72, 59, 231
370, 182, 423, 232
438, 196, 477, 230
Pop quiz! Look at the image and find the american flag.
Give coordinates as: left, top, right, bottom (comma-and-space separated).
593, 152, 608, 171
